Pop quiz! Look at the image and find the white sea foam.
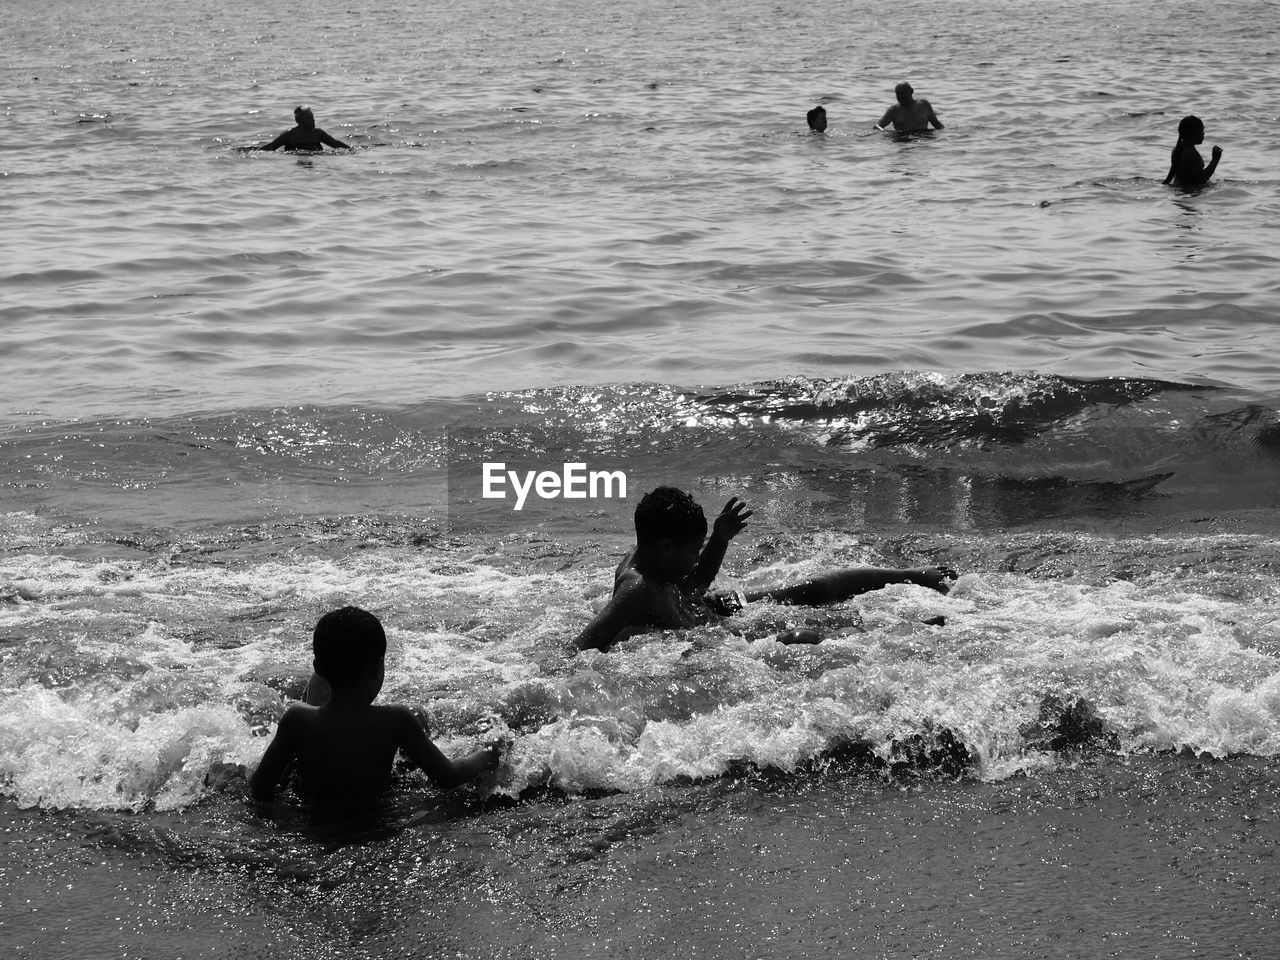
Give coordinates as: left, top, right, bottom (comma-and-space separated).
3, 532, 1278, 810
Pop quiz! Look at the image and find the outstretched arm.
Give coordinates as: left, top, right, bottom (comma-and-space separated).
683, 497, 752, 595
249, 707, 301, 800
396, 707, 499, 788
318, 129, 349, 149
924, 100, 944, 129
744, 566, 955, 606
874, 107, 895, 131
257, 134, 287, 152
573, 578, 652, 651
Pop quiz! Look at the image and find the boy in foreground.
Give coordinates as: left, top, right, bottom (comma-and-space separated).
250, 606, 499, 805
573, 487, 955, 652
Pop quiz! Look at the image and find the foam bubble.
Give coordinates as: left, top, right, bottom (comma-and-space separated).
0, 685, 259, 811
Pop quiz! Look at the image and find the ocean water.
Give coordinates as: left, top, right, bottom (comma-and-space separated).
3, 0, 1280, 956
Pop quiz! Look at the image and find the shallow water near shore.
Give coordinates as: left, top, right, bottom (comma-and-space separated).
4, 513, 1280, 956
5, 755, 1278, 958
4, 0, 1280, 954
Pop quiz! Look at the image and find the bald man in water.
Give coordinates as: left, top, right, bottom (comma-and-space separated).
258, 106, 349, 152
875, 82, 944, 133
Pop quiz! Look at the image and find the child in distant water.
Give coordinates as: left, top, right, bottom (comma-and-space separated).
1163, 115, 1222, 187
573, 487, 955, 651
874, 81, 944, 132
256, 105, 350, 152
250, 606, 499, 805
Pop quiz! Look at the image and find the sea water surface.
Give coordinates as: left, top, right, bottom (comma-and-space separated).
3, 0, 1280, 956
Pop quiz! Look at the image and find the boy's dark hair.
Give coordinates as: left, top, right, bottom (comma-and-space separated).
1177, 115, 1203, 140
312, 606, 386, 687
634, 486, 707, 547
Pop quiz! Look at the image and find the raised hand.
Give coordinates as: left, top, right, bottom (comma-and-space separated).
712, 496, 753, 541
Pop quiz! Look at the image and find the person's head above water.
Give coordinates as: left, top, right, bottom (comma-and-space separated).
1177, 115, 1204, 144
633, 487, 708, 582
312, 605, 386, 690
895, 81, 914, 106
634, 486, 707, 548
294, 105, 316, 129
807, 105, 828, 132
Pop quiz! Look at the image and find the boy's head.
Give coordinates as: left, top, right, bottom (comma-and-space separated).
312, 606, 386, 689
1178, 115, 1204, 143
634, 487, 706, 581
807, 105, 827, 132
294, 105, 316, 129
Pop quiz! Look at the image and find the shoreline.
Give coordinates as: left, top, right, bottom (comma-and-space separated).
4, 753, 1277, 958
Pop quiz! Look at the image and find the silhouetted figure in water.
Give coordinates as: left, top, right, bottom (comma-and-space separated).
807, 105, 828, 133
573, 487, 957, 652
250, 606, 499, 805
875, 81, 944, 132
1163, 115, 1221, 187
257, 106, 349, 152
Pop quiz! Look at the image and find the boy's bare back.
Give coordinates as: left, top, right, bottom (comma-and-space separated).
249, 606, 498, 806
256, 700, 459, 803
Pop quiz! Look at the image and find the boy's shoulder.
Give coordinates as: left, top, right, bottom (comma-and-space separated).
613, 563, 675, 603
278, 700, 319, 726
279, 700, 419, 736
370, 702, 423, 728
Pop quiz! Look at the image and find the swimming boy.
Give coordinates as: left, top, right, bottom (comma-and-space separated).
1163, 115, 1222, 187
256, 105, 350, 152
250, 606, 499, 804
807, 105, 828, 133
573, 486, 954, 652
875, 81, 944, 133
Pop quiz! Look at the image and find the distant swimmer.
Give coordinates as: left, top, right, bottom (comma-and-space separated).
875, 81, 944, 132
257, 105, 349, 152
1163, 115, 1222, 187
807, 105, 828, 133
